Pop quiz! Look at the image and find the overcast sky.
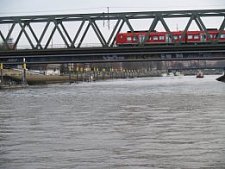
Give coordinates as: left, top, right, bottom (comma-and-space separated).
1, 0, 225, 47
1, 0, 225, 16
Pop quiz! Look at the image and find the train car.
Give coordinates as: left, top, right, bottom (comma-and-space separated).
116, 31, 166, 46
116, 30, 225, 46
116, 31, 186, 46
205, 30, 225, 43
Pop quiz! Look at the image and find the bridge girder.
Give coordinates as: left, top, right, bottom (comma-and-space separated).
1, 44, 225, 65
0, 9, 225, 50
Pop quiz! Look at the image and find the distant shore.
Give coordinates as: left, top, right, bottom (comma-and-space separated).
1, 68, 224, 90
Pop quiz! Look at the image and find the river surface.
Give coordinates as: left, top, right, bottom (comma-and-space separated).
1, 75, 225, 169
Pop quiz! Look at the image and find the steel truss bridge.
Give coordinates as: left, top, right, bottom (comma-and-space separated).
1, 9, 225, 64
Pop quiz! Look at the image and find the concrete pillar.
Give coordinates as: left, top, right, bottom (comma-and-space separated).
22, 58, 27, 85
0, 63, 3, 84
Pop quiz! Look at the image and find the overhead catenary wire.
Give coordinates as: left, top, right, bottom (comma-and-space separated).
0, 4, 225, 16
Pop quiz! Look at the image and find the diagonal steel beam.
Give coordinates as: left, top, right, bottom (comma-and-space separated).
18, 22, 35, 49
0, 30, 7, 48
37, 20, 51, 49
158, 15, 175, 42
110, 19, 125, 47
6, 23, 16, 41
44, 25, 57, 49
124, 17, 135, 33
217, 17, 225, 42
0, 30, 5, 41
195, 15, 212, 42
143, 16, 159, 45
60, 22, 73, 45
27, 24, 40, 49
91, 20, 107, 47
124, 17, 140, 45
179, 15, 195, 43
107, 19, 121, 46
13, 22, 27, 49
2, 23, 16, 49
77, 22, 91, 48
72, 20, 85, 48
219, 17, 225, 30
54, 20, 69, 48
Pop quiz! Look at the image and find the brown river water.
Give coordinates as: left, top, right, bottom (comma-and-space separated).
1, 75, 225, 169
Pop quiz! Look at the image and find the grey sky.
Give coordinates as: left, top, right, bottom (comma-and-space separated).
1, 0, 225, 47
1, 0, 225, 16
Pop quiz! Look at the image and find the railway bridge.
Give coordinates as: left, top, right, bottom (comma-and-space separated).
0, 9, 225, 65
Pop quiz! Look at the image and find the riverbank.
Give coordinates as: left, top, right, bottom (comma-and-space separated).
1, 68, 165, 86
1, 68, 224, 89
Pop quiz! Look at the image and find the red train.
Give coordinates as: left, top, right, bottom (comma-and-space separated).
116, 30, 225, 46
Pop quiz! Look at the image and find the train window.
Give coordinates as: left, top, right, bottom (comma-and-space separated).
173, 36, 178, 40
153, 36, 158, 40
159, 36, 165, 40
127, 36, 132, 41
220, 34, 225, 38
187, 35, 193, 39
209, 34, 216, 39
194, 35, 199, 39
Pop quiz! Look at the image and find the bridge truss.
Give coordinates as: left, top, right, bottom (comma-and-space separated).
0, 9, 225, 50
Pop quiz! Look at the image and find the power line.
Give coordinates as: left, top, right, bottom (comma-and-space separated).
0, 5, 224, 16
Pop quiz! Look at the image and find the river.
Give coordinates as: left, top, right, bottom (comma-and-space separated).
1, 75, 225, 169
